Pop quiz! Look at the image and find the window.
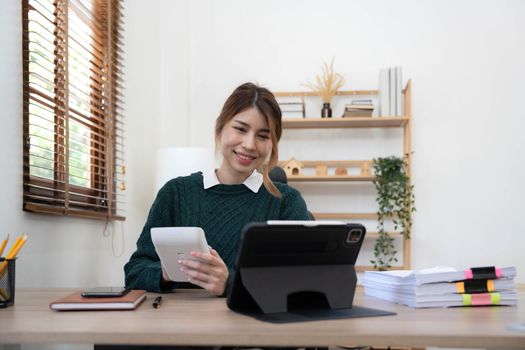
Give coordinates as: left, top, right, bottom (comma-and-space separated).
22, 0, 125, 220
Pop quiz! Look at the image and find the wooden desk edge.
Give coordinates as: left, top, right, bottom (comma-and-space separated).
1, 287, 524, 349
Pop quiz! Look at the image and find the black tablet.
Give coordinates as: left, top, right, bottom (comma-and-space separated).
226, 221, 366, 315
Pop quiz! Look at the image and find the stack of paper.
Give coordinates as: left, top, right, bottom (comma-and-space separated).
363, 266, 518, 308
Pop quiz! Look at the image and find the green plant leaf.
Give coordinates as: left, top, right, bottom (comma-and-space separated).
371, 155, 415, 269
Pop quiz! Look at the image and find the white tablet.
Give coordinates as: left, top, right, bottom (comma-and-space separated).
151, 227, 210, 282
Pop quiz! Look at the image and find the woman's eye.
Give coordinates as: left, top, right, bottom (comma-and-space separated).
233, 127, 246, 133
258, 134, 270, 140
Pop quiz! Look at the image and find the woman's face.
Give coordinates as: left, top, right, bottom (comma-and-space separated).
219, 107, 273, 181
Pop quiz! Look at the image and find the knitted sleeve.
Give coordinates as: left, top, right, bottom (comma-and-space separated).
278, 185, 311, 220
124, 180, 177, 292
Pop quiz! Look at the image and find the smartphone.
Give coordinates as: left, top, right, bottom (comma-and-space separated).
81, 287, 130, 298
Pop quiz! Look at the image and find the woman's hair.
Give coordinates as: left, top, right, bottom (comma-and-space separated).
215, 82, 282, 197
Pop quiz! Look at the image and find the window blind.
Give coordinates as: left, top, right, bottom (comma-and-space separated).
22, 0, 125, 221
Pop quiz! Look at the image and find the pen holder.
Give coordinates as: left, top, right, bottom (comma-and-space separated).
0, 258, 16, 308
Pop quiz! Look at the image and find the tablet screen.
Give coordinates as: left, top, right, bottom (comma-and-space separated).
235, 221, 365, 267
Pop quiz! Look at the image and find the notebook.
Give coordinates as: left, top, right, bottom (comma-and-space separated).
49, 290, 146, 311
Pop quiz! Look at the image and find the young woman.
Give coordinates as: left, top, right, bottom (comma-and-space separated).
124, 83, 311, 296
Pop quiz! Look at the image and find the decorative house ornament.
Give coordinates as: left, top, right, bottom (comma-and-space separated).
282, 158, 304, 176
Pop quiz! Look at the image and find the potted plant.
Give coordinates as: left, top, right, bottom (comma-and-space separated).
371, 155, 415, 270
303, 59, 345, 118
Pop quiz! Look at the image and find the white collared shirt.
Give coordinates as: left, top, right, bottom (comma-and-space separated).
202, 168, 263, 193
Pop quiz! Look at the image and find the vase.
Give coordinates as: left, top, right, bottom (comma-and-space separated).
321, 103, 332, 118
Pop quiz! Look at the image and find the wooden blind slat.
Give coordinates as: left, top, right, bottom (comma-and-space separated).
26, 110, 126, 143
24, 195, 125, 211
25, 151, 124, 176
25, 93, 112, 135
25, 181, 125, 199
23, 203, 125, 221
28, 117, 125, 151
27, 140, 124, 170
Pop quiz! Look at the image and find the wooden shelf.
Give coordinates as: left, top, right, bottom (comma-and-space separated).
292, 160, 370, 167
313, 212, 379, 220
287, 175, 375, 182
275, 89, 378, 97
312, 212, 397, 220
365, 232, 403, 238
275, 80, 413, 270
282, 116, 409, 129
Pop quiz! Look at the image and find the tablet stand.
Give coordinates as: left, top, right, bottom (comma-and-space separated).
240, 264, 356, 314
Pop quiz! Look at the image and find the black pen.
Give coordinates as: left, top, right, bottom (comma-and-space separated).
152, 296, 162, 309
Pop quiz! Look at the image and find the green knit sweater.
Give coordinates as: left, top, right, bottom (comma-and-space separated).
124, 172, 310, 292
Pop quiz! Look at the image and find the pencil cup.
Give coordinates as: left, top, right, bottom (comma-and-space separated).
0, 258, 16, 308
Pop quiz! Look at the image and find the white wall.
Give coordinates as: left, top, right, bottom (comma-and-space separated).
183, 0, 525, 278
0, 0, 523, 290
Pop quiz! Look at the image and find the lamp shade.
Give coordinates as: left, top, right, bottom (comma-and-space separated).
154, 147, 216, 192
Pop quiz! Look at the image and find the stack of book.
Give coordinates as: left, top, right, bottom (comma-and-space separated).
363, 266, 518, 308
342, 99, 374, 118
277, 97, 305, 118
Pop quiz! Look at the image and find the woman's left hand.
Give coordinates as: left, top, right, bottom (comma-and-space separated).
179, 248, 229, 296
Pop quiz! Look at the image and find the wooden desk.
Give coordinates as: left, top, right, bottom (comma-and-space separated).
1, 287, 524, 349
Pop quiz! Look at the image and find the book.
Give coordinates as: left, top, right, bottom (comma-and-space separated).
350, 99, 374, 105
277, 96, 305, 118
395, 66, 403, 116
49, 289, 147, 311
342, 104, 374, 118
378, 68, 389, 116
389, 67, 395, 116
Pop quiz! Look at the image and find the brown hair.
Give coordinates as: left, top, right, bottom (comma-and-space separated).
215, 82, 282, 197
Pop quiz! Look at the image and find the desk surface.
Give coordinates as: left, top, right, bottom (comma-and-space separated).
1, 287, 524, 348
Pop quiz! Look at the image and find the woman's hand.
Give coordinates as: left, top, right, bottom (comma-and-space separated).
161, 267, 171, 283
179, 248, 229, 296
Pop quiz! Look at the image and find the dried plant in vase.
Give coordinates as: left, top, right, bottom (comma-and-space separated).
303, 59, 345, 118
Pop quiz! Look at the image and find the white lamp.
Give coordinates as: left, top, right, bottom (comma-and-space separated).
154, 147, 216, 192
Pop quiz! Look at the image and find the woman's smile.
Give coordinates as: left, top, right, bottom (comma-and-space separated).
233, 150, 257, 165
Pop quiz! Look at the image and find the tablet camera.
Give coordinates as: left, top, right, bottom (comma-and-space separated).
346, 228, 363, 243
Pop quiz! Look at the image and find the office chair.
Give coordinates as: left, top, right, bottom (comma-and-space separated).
269, 166, 315, 220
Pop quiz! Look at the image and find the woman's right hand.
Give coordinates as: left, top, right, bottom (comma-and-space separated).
161, 267, 171, 282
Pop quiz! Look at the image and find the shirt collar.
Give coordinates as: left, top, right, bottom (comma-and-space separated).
202, 168, 263, 193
